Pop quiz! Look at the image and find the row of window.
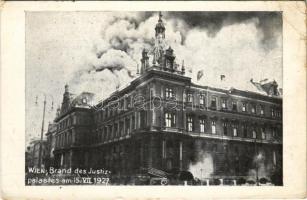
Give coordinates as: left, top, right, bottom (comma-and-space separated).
94, 115, 136, 143
57, 115, 92, 131
165, 87, 281, 118
55, 131, 73, 148
95, 97, 134, 122
165, 112, 279, 139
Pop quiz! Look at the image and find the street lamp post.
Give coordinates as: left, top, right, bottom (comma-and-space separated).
36, 94, 54, 168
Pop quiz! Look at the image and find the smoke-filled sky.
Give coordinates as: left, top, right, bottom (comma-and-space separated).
26, 11, 282, 143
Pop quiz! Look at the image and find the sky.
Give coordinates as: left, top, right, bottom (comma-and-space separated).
25, 11, 282, 144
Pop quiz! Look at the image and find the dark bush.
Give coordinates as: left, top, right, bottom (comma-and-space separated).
237, 178, 246, 185
259, 177, 268, 184
247, 180, 256, 185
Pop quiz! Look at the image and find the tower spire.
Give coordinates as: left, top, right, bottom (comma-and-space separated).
155, 11, 165, 39
158, 11, 163, 22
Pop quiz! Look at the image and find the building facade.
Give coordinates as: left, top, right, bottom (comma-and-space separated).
50, 13, 282, 184
26, 139, 48, 168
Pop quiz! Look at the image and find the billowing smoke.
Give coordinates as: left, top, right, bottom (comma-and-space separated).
67, 12, 282, 102
188, 151, 214, 179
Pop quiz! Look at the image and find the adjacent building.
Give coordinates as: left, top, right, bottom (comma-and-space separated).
26, 139, 48, 168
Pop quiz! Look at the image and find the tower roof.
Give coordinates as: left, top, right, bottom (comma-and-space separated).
155, 11, 165, 31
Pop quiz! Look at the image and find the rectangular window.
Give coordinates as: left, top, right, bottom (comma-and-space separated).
165, 87, 175, 99
252, 130, 257, 139
276, 109, 281, 118
114, 123, 118, 138
223, 122, 227, 135
272, 127, 276, 138
233, 126, 238, 137
109, 126, 113, 139
200, 119, 205, 133
132, 116, 135, 130
187, 93, 193, 103
261, 128, 266, 139
243, 125, 247, 137
187, 116, 193, 132
232, 101, 237, 111
260, 105, 264, 115
211, 97, 217, 109
271, 108, 275, 117
125, 118, 130, 135
126, 97, 131, 109
242, 103, 247, 112
221, 99, 227, 109
104, 127, 107, 141
199, 95, 205, 105
251, 104, 256, 114
211, 120, 216, 134
165, 112, 176, 127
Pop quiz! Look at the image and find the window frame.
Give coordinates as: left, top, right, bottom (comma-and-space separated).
187, 116, 194, 132
251, 104, 256, 114
221, 99, 227, 109
232, 101, 237, 111
199, 118, 205, 133
187, 92, 194, 103
211, 120, 216, 134
165, 112, 176, 128
211, 97, 217, 109
223, 122, 228, 135
165, 87, 175, 99
199, 94, 205, 105
242, 102, 247, 112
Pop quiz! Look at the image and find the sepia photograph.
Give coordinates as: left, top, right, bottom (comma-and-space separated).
24, 11, 284, 186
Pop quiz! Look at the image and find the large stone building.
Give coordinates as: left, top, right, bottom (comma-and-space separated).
49, 12, 282, 184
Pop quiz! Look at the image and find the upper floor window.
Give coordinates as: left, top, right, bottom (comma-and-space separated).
199, 95, 205, 105
114, 123, 118, 137
125, 118, 130, 135
211, 120, 216, 134
165, 112, 176, 127
165, 87, 175, 99
260, 105, 265, 115
232, 101, 237, 111
243, 125, 248, 137
132, 115, 135, 130
271, 108, 275, 117
187, 116, 193, 132
199, 119, 205, 133
276, 109, 281, 118
233, 124, 238, 137
252, 130, 257, 139
223, 122, 228, 135
272, 127, 277, 138
221, 99, 227, 109
251, 104, 256, 114
261, 128, 266, 139
126, 97, 131, 109
187, 93, 193, 103
211, 97, 217, 109
242, 102, 247, 112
